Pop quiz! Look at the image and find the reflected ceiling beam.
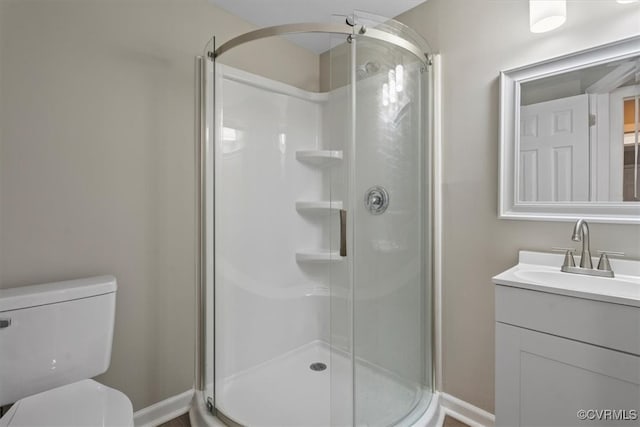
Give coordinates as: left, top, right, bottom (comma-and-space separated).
585, 61, 638, 94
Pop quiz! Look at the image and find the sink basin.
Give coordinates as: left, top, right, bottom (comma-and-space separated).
493, 251, 640, 307
514, 269, 640, 300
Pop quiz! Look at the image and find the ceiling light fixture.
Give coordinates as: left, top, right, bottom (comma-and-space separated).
616, 1, 639, 4
529, 0, 567, 33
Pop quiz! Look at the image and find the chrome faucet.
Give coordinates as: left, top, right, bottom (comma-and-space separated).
571, 219, 592, 269
557, 219, 623, 278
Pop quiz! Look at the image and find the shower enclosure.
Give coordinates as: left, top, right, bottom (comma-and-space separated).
195, 13, 435, 426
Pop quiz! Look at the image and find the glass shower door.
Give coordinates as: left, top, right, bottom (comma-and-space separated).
213, 57, 338, 426
350, 21, 433, 426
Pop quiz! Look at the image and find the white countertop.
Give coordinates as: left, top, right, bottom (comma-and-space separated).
493, 251, 640, 308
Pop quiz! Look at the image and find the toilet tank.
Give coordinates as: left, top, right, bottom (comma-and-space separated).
0, 276, 117, 406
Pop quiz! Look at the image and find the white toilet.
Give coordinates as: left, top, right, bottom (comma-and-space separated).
0, 276, 134, 426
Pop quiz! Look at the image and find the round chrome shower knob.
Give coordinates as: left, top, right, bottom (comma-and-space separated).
364, 186, 390, 215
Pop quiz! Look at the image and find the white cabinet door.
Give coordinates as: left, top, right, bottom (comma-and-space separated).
496, 322, 640, 427
520, 94, 590, 201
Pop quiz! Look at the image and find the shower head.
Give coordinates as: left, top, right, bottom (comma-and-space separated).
356, 61, 380, 78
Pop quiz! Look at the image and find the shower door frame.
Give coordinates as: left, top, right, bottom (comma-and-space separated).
195, 20, 437, 425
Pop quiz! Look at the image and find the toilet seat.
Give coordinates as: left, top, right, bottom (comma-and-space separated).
0, 379, 133, 427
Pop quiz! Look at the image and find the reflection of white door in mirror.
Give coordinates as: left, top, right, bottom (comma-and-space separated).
499, 36, 640, 223
519, 94, 589, 202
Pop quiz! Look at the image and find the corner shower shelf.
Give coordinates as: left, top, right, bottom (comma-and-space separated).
295, 201, 343, 213
295, 150, 343, 166
295, 251, 343, 263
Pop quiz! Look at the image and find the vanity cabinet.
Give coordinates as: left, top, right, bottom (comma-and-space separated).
495, 285, 640, 427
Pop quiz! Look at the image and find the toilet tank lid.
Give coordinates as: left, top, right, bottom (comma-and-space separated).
0, 276, 117, 312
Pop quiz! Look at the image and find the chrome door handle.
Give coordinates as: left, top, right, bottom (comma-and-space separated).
340, 209, 347, 257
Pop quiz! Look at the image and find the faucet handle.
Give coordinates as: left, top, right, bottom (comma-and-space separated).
596, 251, 624, 272
552, 247, 576, 268
596, 250, 624, 257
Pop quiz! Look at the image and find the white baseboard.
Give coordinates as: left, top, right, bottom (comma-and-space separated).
440, 393, 495, 427
134, 389, 194, 427
133, 389, 491, 427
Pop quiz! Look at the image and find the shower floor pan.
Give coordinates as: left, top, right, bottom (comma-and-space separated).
215, 340, 428, 427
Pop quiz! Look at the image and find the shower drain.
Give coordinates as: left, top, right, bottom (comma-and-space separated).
309, 362, 327, 371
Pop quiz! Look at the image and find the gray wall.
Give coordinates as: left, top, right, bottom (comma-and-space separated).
2, 0, 638, 416
0, 0, 318, 410
396, 0, 640, 413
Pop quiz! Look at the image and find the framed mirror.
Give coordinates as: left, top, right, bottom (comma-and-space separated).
499, 36, 640, 224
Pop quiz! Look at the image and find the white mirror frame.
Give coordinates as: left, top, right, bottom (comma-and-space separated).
499, 36, 640, 224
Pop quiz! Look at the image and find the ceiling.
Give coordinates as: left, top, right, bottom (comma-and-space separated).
208, 0, 427, 53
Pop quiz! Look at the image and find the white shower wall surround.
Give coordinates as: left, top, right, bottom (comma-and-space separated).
215, 69, 330, 377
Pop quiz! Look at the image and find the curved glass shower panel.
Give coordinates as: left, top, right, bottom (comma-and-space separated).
213, 33, 342, 427
350, 14, 433, 426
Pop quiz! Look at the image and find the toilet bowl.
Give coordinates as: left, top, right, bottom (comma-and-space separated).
0, 276, 134, 427
0, 380, 132, 427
